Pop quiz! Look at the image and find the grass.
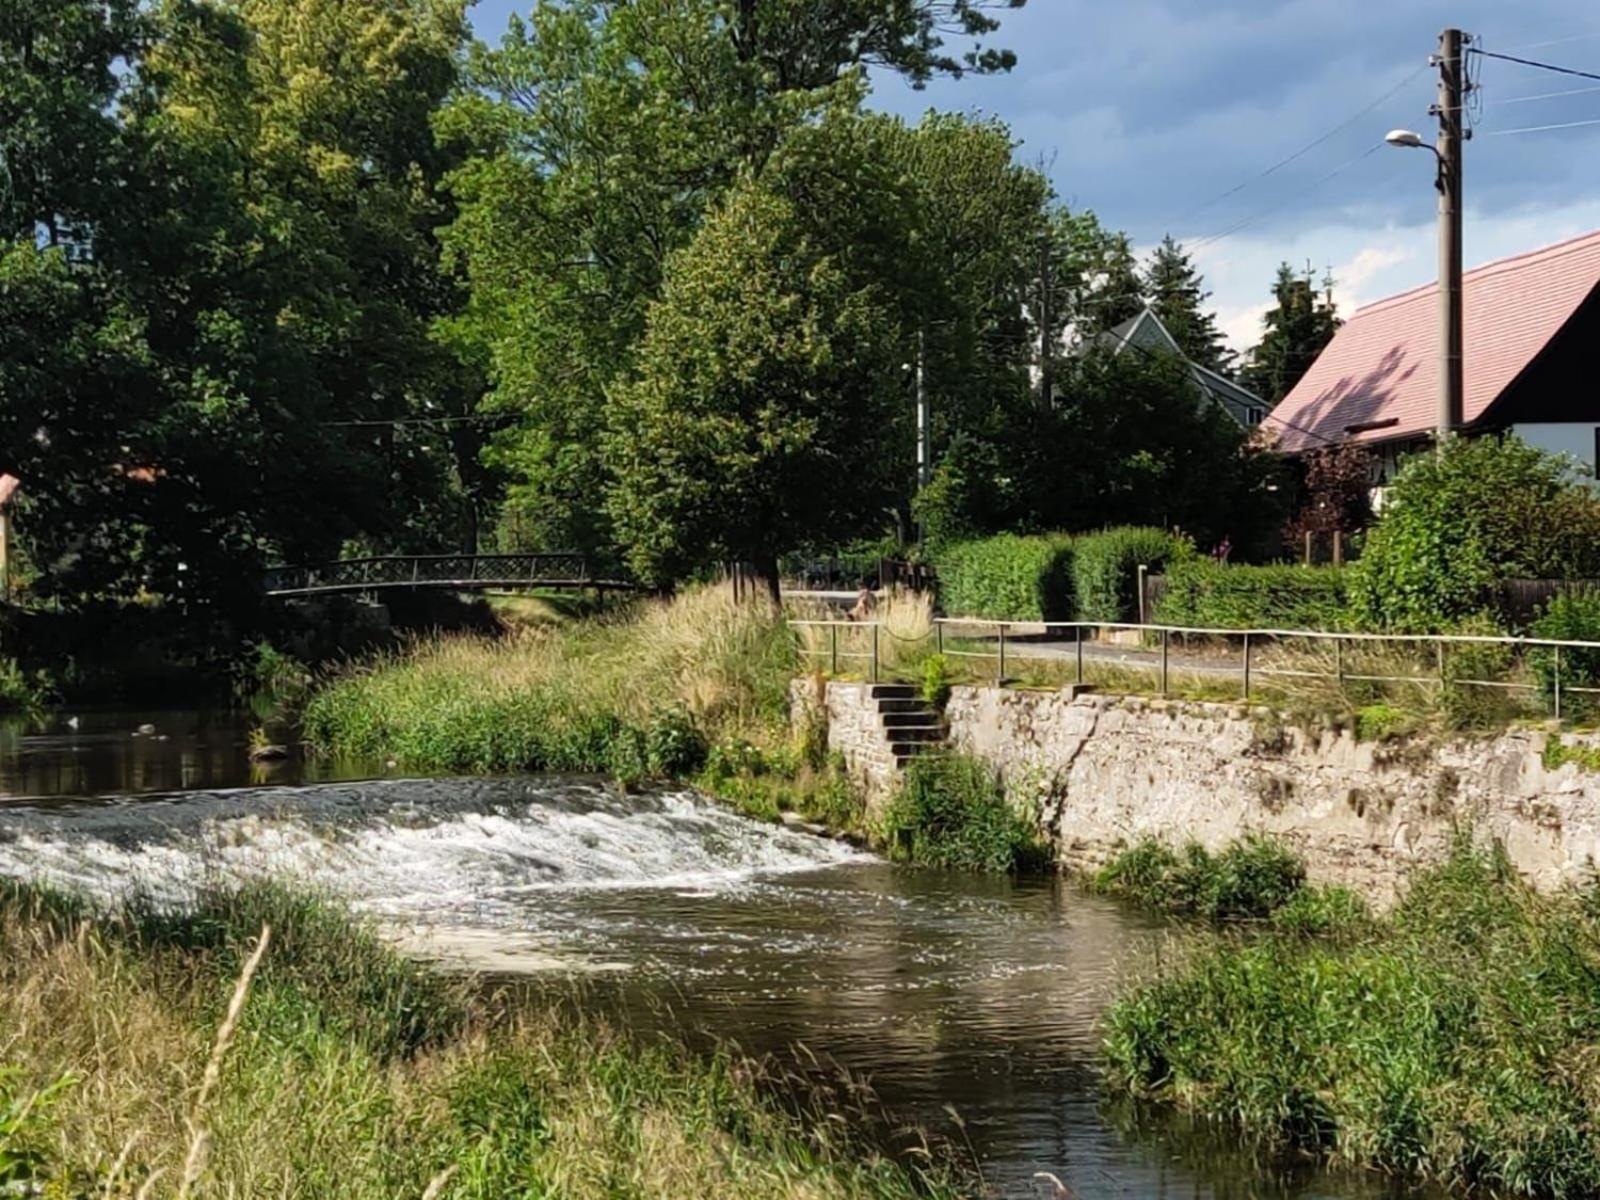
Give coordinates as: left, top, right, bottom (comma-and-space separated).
0, 879, 966, 1199
881, 754, 1048, 874
1103, 840, 1600, 1197
1088, 836, 1312, 922
0, 655, 51, 718
304, 585, 797, 783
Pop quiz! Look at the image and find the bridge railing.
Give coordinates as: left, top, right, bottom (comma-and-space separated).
264, 553, 611, 595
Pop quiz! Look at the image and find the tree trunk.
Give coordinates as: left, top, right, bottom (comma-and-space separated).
754, 551, 781, 607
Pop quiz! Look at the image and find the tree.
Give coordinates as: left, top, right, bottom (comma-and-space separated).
1141, 234, 1232, 375
605, 160, 910, 590
439, 0, 1027, 557
1283, 444, 1373, 549
1239, 263, 1340, 405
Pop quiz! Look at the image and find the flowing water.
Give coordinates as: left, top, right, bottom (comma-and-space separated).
0, 710, 1431, 1199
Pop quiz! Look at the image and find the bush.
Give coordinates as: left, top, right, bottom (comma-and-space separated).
1349, 435, 1600, 631
1154, 561, 1347, 630
919, 654, 952, 709
1441, 612, 1520, 731
881, 754, 1045, 873
1091, 836, 1306, 920
932, 533, 1074, 621
1531, 588, 1600, 722
1103, 842, 1600, 1196
1071, 526, 1193, 624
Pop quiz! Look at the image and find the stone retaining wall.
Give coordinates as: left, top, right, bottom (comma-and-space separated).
798, 679, 1600, 901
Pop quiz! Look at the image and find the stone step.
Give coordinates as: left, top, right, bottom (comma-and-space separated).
882, 712, 944, 731
875, 697, 930, 715
885, 724, 945, 744
866, 683, 918, 700
892, 743, 948, 767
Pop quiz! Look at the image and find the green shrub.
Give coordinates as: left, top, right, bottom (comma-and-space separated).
0, 656, 51, 716
1531, 588, 1600, 723
932, 533, 1074, 621
1103, 842, 1600, 1196
1072, 526, 1192, 623
1353, 702, 1412, 742
1349, 435, 1600, 631
919, 653, 952, 709
1158, 563, 1344, 633
1091, 835, 1306, 920
1440, 613, 1520, 731
1154, 561, 1347, 630
882, 754, 1045, 873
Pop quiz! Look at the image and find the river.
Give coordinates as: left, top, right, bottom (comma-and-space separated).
0, 708, 1430, 1199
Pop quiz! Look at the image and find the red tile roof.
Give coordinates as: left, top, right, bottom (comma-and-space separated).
1267, 229, 1600, 453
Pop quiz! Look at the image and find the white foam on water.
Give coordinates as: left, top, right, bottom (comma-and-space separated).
0, 780, 870, 938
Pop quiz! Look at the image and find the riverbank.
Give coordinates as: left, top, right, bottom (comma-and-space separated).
1101, 837, 1600, 1197
0, 878, 964, 1198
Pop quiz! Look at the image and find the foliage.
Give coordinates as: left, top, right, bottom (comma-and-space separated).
303, 586, 788, 778
1350, 436, 1600, 631
0, 879, 962, 1197
1238, 263, 1340, 406
920, 654, 953, 709
1154, 561, 1348, 631
1353, 702, 1413, 743
1071, 526, 1192, 624
1104, 841, 1600, 1197
932, 533, 1074, 621
1141, 235, 1233, 376
0, 657, 52, 716
1283, 444, 1373, 544
881, 754, 1045, 873
1440, 612, 1521, 731
1531, 588, 1600, 723
604, 127, 910, 585
1090, 836, 1307, 921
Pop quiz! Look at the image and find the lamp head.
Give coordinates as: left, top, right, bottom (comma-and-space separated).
1385, 128, 1426, 149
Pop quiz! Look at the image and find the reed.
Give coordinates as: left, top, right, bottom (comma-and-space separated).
1104, 840, 1600, 1196
0, 880, 965, 1199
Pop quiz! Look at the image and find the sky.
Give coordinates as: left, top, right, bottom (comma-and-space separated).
467, 1, 1600, 352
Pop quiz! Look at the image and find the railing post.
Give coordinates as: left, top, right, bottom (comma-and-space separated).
830, 623, 839, 676
1137, 564, 1148, 625
1437, 641, 1447, 694
1076, 624, 1084, 685
872, 623, 880, 684
936, 621, 944, 657
998, 623, 1007, 685
1242, 632, 1251, 700
1555, 644, 1563, 721
1160, 628, 1169, 696
1335, 639, 1344, 691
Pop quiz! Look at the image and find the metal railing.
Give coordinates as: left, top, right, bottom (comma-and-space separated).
790, 617, 1600, 719
263, 553, 636, 597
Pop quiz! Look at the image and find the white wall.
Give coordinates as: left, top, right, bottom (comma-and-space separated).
1512, 423, 1599, 476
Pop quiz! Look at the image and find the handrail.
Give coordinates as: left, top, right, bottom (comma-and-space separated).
788, 615, 1600, 719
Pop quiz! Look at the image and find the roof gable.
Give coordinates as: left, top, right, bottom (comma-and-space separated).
1267, 229, 1600, 452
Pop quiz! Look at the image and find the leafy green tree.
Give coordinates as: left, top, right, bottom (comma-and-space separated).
440, 0, 1026, 557
605, 162, 909, 589
1239, 263, 1340, 406
1349, 436, 1600, 630
1142, 234, 1232, 375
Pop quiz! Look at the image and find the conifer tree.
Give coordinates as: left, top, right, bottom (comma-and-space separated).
1240, 263, 1341, 406
1141, 234, 1232, 375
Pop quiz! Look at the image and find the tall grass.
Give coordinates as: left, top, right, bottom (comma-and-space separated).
881, 754, 1048, 873
1104, 841, 1600, 1196
0, 880, 964, 1199
303, 586, 797, 778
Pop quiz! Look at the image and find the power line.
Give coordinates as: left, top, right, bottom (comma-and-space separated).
1188, 142, 1384, 253
1471, 48, 1600, 84
1488, 82, 1600, 105
1166, 63, 1428, 231
1481, 116, 1600, 137
1502, 31, 1600, 53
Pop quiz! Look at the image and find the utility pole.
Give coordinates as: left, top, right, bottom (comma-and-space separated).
1434, 26, 1468, 444
916, 328, 931, 490
1038, 236, 1053, 407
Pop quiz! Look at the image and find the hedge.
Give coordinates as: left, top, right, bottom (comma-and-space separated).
933, 533, 1074, 621
1154, 561, 1349, 631
1073, 527, 1193, 623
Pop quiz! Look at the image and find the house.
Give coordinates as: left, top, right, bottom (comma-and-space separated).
1267, 229, 1600, 482
1099, 306, 1270, 429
